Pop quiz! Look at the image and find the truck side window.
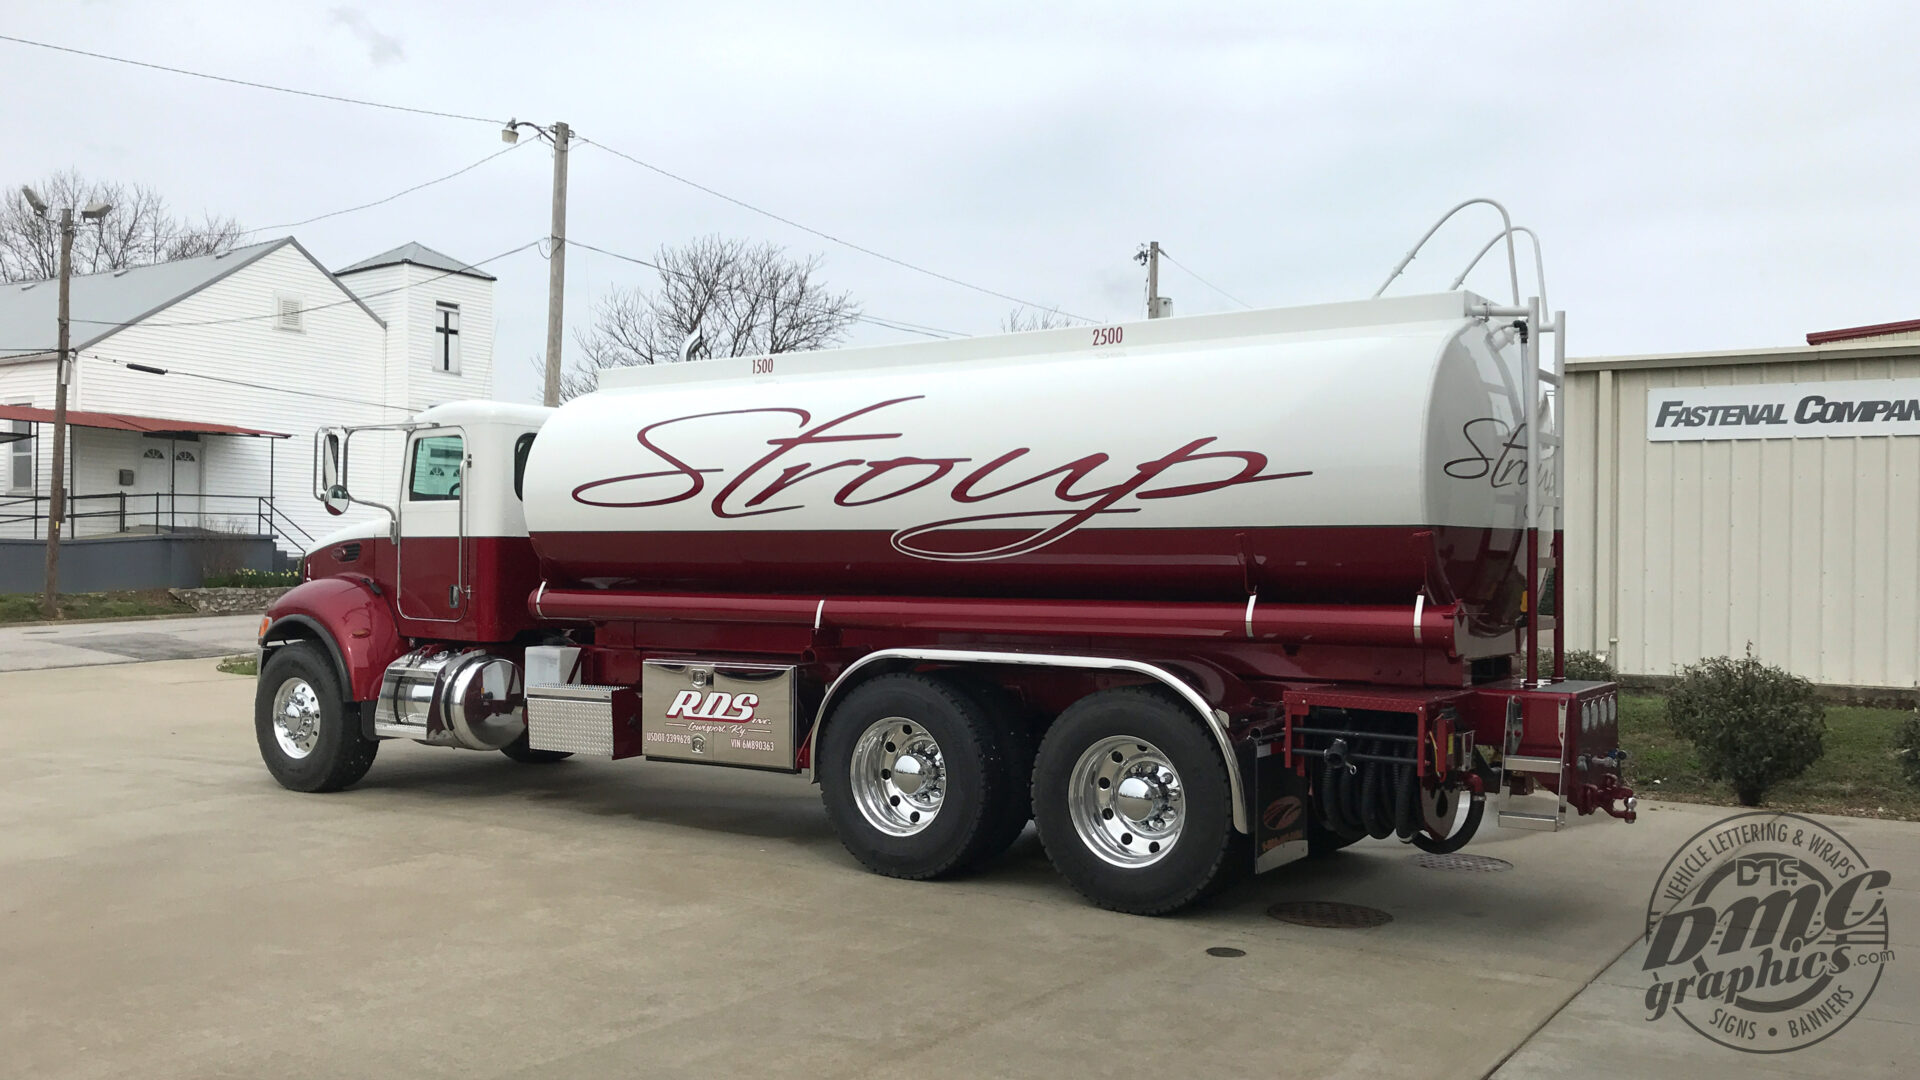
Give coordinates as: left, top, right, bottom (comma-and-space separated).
513, 433, 535, 501
409, 434, 463, 501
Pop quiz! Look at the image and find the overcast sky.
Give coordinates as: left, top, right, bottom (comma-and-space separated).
6, 1, 1917, 405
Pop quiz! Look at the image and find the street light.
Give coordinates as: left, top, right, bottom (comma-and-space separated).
22, 187, 112, 618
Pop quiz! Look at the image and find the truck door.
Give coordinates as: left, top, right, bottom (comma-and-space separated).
396, 429, 467, 624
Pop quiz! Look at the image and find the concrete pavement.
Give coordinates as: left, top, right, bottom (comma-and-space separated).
1, 658, 1913, 1079
0, 613, 258, 671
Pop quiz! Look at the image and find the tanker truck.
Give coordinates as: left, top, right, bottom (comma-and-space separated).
257, 233, 1636, 914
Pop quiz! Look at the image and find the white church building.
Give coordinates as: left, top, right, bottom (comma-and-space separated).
0, 238, 496, 591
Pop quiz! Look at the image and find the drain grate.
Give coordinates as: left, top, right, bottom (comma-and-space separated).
1205, 946, 1246, 958
1266, 901, 1393, 929
1411, 852, 1513, 873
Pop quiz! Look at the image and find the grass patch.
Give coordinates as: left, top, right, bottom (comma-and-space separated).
216, 654, 258, 677
0, 589, 195, 625
1620, 693, 1920, 820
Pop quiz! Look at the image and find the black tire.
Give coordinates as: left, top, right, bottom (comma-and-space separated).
500, 732, 572, 764
1031, 686, 1239, 915
255, 642, 377, 793
818, 673, 1019, 880
943, 674, 1038, 870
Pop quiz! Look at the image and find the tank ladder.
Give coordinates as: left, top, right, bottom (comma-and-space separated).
1499, 291, 1570, 831
1379, 199, 1570, 830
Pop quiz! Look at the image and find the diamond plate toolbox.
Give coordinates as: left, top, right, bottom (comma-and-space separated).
641, 660, 798, 770
526, 684, 626, 757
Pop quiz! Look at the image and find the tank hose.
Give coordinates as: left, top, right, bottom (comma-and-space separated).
1315, 739, 1475, 848
1320, 754, 1366, 841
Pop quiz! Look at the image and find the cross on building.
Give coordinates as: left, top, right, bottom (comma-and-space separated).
435, 302, 461, 372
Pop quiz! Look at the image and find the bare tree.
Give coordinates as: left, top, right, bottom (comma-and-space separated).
0, 170, 245, 282
1000, 306, 1076, 333
552, 236, 859, 401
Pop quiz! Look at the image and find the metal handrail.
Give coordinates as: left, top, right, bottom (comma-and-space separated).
0, 490, 312, 552
1450, 225, 1549, 316
1375, 197, 1520, 305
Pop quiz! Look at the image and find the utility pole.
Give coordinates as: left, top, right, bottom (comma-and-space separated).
1136, 241, 1170, 318
543, 121, 571, 407
22, 186, 110, 619
41, 207, 74, 619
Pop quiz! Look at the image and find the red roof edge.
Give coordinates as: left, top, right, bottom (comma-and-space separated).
0, 404, 288, 438
1806, 317, 1920, 346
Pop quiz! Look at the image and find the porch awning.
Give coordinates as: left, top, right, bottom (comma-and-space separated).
0, 404, 288, 439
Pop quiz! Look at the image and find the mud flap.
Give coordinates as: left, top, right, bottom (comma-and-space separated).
1249, 741, 1311, 874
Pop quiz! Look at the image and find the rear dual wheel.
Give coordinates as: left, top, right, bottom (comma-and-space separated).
821, 676, 1242, 914
818, 673, 1032, 880
1032, 688, 1240, 915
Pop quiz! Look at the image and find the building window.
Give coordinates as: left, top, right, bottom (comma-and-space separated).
409, 434, 463, 501
6, 406, 31, 493
435, 302, 461, 373
275, 294, 304, 333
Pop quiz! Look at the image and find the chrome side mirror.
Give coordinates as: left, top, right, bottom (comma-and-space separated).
320, 432, 348, 516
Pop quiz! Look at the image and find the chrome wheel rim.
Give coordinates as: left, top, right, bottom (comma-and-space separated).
849, 716, 945, 836
1068, 736, 1183, 867
271, 677, 322, 760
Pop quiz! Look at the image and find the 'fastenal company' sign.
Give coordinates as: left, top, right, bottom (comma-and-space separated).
1647, 379, 1920, 441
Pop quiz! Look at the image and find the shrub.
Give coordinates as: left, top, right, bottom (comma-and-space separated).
1896, 713, 1920, 788
1530, 649, 1617, 682
201, 567, 299, 589
1665, 648, 1826, 806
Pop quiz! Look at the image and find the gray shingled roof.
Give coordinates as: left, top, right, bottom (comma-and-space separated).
0, 237, 382, 358
334, 241, 497, 281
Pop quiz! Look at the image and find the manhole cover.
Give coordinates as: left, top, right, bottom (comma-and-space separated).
1266, 901, 1393, 929
1205, 946, 1246, 958
1411, 853, 1513, 872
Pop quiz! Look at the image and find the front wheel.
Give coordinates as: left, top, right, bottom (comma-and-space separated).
255, 642, 378, 792
1032, 687, 1239, 915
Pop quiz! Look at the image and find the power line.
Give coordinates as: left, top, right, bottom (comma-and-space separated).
84, 353, 412, 413
566, 238, 963, 340
0, 33, 502, 124
241, 141, 532, 236
67, 240, 544, 329
577, 138, 1089, 323
1158, 249, 1251, 309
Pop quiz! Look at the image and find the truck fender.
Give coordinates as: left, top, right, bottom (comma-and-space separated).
806, 648, 1250, 835
260, 577, 405, 703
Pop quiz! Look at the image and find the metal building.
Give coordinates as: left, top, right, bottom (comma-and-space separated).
1564, 320, 1920, 690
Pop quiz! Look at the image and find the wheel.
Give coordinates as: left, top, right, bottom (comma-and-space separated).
818, 673, 1020, 880
255, 642, 378, 793
500, 732, 572, 764
942, 673, 1038, 869
1032, 686, 1239, 915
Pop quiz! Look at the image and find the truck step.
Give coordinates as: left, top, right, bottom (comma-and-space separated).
1497, 809, 1564, 831
1502, 755, 1563, 775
